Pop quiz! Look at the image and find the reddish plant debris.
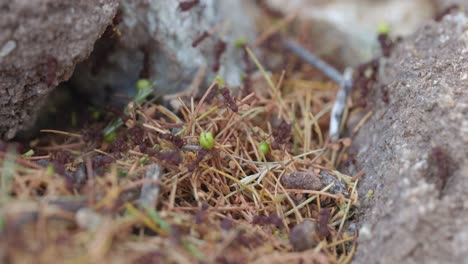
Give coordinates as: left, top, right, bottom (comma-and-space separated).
212, 40, 227, 72
435, 4, 459, 21
205, 83, 219, 102
220, 88, 238, 112
156, 151, 181, 167
220, 218, 234, 231
252, 213, 283, 228
281, 171, 323, 191
108, 134, 128, 156
192, 31, 210, 48
316, 208, 331, 238
178, 0, 200, 12
377, 33, 394, 57
188, 148, 209, 172
82, 128, 104, 143
128, 126, 145, 145
132, 251, 163, 264
241, 74, 251, 98
45, 56, 58, 86
353, 59, 379, 108
271, 120, 291, 149
195, 202, 210, 224
234, 230, 262, 248
92, 155, 114, 169
428, 146, 452, 192
51, 151, 73, 164
106, 106, 130, 123
160, 133, 185, 149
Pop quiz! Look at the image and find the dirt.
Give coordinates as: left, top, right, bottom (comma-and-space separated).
350, 13, 468, 263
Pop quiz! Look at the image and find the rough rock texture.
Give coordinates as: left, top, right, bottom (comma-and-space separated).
0, 0, 118, 139
71, 0, 256, 104
352, 13, 468, 263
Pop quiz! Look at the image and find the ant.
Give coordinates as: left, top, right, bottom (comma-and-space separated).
178, 0, 200, 12
212, 40, 226, 72
192, 31, 209, 48
220, 88, 238, 112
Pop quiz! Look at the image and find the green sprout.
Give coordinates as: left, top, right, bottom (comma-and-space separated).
21, 149, 34, 158
214, 76, 225, 88
199, 132, 215, 150
102, 79, 154, 136
377, 22, 390, 35
234, 38, 247, 48
259, 141, 269, 156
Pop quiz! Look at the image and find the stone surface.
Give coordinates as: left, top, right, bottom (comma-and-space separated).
70, 0, 256, 105
350, 13, 468, 263
265, 0, 465, 67
0, 0, 118, 139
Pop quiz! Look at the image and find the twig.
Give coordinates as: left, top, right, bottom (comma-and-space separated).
137, 163, 163, 209
283, 39, 353, 141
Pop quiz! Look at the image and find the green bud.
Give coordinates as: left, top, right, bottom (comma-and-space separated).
214, 76, 225, 88
377, 22, 390, 35
199, 131, 215, 150
104, 131, 117, 143
136, 79, 151, 91
234, 38, 247, 48
259, 141, 269, 156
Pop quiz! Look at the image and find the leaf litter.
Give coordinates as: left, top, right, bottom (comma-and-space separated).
0, 11, 365, 264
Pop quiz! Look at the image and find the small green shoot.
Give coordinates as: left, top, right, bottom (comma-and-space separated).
103, 79, 154, 136
21, 149, 34, 158
199, 132, 214, 150
377, 22, 390, 35
259, 141, 269, 156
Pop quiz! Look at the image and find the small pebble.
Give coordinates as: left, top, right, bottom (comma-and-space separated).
289, 220, 318, 251
281, 172, 323, 190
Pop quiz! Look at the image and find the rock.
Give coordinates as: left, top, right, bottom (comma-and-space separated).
280, 170, 348, 195
265, 0, 465, 67
281, 171, 323, 191
70, 0, 256, 105
289, 220, 318, 251
0, 0, 118, 139
351, 13, 468, 263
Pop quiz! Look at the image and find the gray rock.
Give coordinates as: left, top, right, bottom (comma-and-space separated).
265, 0, 465, 67
351, 13, 468, 264
0, 0, 118, 139
71, 0, 256, 104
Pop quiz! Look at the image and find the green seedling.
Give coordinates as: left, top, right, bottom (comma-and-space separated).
377, 22, 390, 35
103, 79, 154, 136
259, 141, 269, 156
234, 38, 247, 48
214, 76, 225, 88
21, 149, 34, 158
199, 132, 215, 150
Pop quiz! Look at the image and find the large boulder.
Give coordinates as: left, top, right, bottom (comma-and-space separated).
0, 0, 119, 139
352, 13, 468, 263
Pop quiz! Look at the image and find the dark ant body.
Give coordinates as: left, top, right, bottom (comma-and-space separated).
188, 148, 208, 172
192, 31, 209, 48
212, 40, 226, 72
271, 120, 291, 149
220, 88, 238, 112
178, 0, 200, 12
160, 133, 185, 149
316, 208, 331, 238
